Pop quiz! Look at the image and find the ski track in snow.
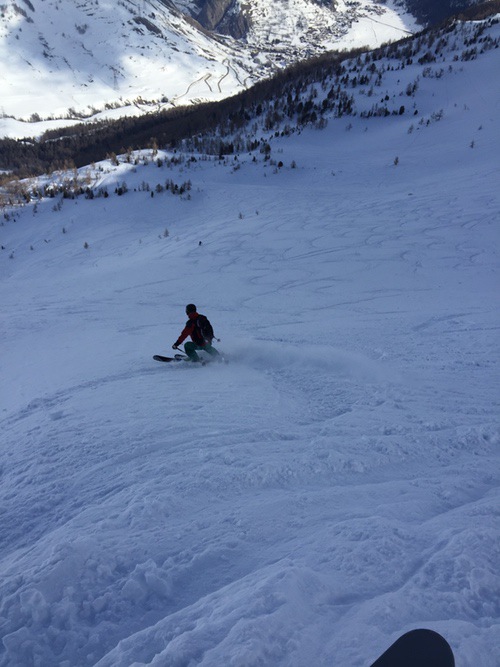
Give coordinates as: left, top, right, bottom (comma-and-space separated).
1, 22, 500, 667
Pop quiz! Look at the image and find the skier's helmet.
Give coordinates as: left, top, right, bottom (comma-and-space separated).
186, 303, 197, 314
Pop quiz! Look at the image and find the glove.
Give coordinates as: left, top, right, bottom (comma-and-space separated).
172, 343, 179, 350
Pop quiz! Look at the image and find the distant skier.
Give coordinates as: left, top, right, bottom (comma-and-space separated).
172, 304, 219, 362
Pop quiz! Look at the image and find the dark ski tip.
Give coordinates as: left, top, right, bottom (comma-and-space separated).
370, 629, 455, 667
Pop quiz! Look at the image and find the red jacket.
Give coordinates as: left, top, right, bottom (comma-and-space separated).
175, 312, 207, 347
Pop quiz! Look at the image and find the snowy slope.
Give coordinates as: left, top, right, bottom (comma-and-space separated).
0, 0, 418, 139
1, 16, 499, 667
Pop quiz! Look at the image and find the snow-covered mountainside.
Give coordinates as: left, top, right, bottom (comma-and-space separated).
0, 0, 418, 138
1, 14, 499, 667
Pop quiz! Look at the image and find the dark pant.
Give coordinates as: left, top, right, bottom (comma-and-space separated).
184, 342, 219, 362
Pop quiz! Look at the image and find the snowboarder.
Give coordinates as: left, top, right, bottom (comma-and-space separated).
172, 304, 219, 362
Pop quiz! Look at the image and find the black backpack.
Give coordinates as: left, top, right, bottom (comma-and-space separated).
196, 314, 214, 344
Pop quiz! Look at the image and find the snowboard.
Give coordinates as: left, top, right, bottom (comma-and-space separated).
370, 629, 455, 667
